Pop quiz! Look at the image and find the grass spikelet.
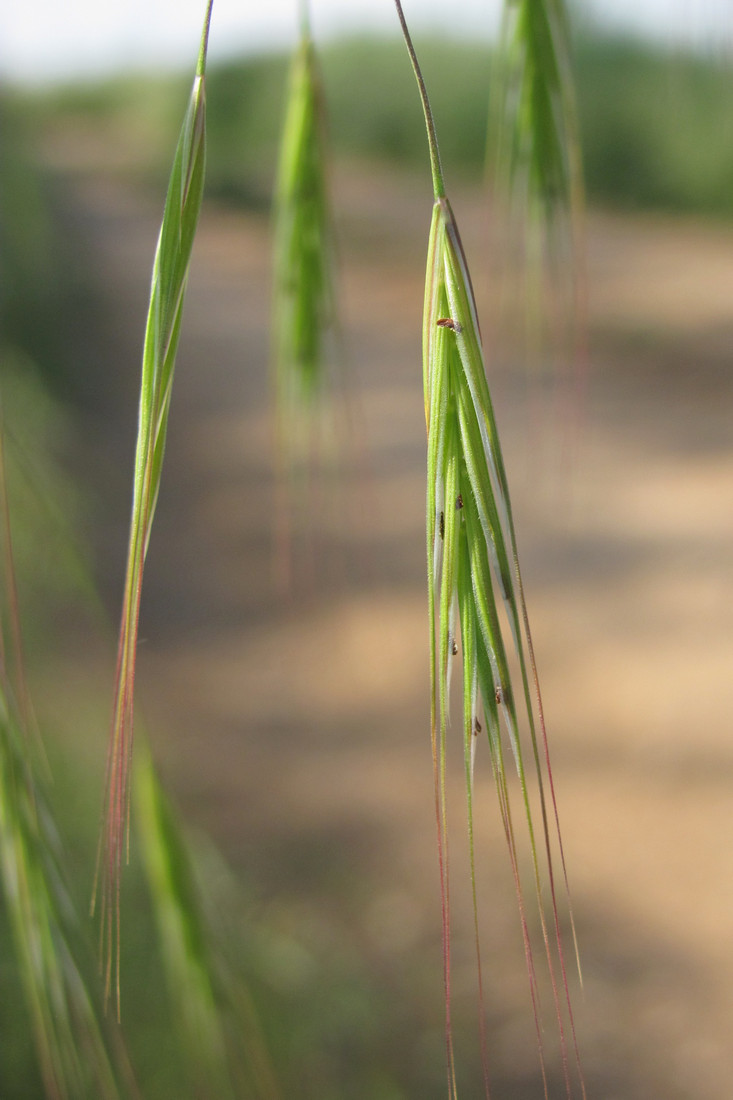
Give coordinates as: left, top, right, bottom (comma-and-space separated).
135, 744, 233, 1097
135, 742, 280, 1100
491, 0, 586, 384
270, 5, 340, 585
494, 0, 582, 223
95, 0, 213, 1014
395, 2, 583, 1094
0, 412, 133, 1099
272, 6, 334, 427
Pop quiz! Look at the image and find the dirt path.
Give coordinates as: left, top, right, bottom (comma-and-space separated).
45, 165, 733, 1097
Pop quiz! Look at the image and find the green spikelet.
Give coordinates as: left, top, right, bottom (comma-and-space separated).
494, 0, 582, 221
271, 15, 335, 441
95, 0, 213, 1015
394, 2, 584, 1095
491, 0, 585, 371
135, 744, 280, 1100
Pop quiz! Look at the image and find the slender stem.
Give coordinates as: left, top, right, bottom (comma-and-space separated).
393, 0, 446, 199
196, 0, 215, 77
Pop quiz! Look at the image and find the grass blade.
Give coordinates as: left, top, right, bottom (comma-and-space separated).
95, 0, 213, 1014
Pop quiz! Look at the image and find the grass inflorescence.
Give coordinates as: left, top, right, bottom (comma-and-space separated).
491, 0, 586, 385
95, 0, 213, 1015
493, 0, 581, 222
272, 14, 334, 418
395, 1, 584, 1094
270, 4, 342, 588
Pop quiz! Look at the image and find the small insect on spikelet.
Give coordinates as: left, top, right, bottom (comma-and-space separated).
270, 7, 340, 585
394, 3, 584, 1096
94, 0, 213, 1015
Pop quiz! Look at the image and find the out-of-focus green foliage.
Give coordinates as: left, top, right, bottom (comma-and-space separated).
0, 96, 54, 345
322, 37, 493, 179
576, 34, 733, 216
0, 682, 128, 1100
28, 31, 733, 219
0, 93, 89, 398
19, 30, 733, 219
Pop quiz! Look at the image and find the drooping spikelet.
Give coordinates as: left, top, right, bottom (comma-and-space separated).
95, 0, 213, 1014
491, 0, 586, 382
270, 11, 341, 588
271, 19, 335, 433
494, 0, 581, 223
395, 1, 584, 1094
425, 195, 583, 1098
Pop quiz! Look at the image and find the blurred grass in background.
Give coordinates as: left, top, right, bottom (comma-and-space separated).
2, 16, 733, 1099
17, 31, 733, 219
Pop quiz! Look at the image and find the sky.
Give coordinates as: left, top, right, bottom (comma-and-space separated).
1, 0, 732, 85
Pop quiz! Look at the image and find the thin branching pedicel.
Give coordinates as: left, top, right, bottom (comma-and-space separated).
94, 0, 213, 1016
395, 2, 584, 1095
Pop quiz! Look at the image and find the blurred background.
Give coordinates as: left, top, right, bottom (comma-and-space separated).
1, 1, 733, 1097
